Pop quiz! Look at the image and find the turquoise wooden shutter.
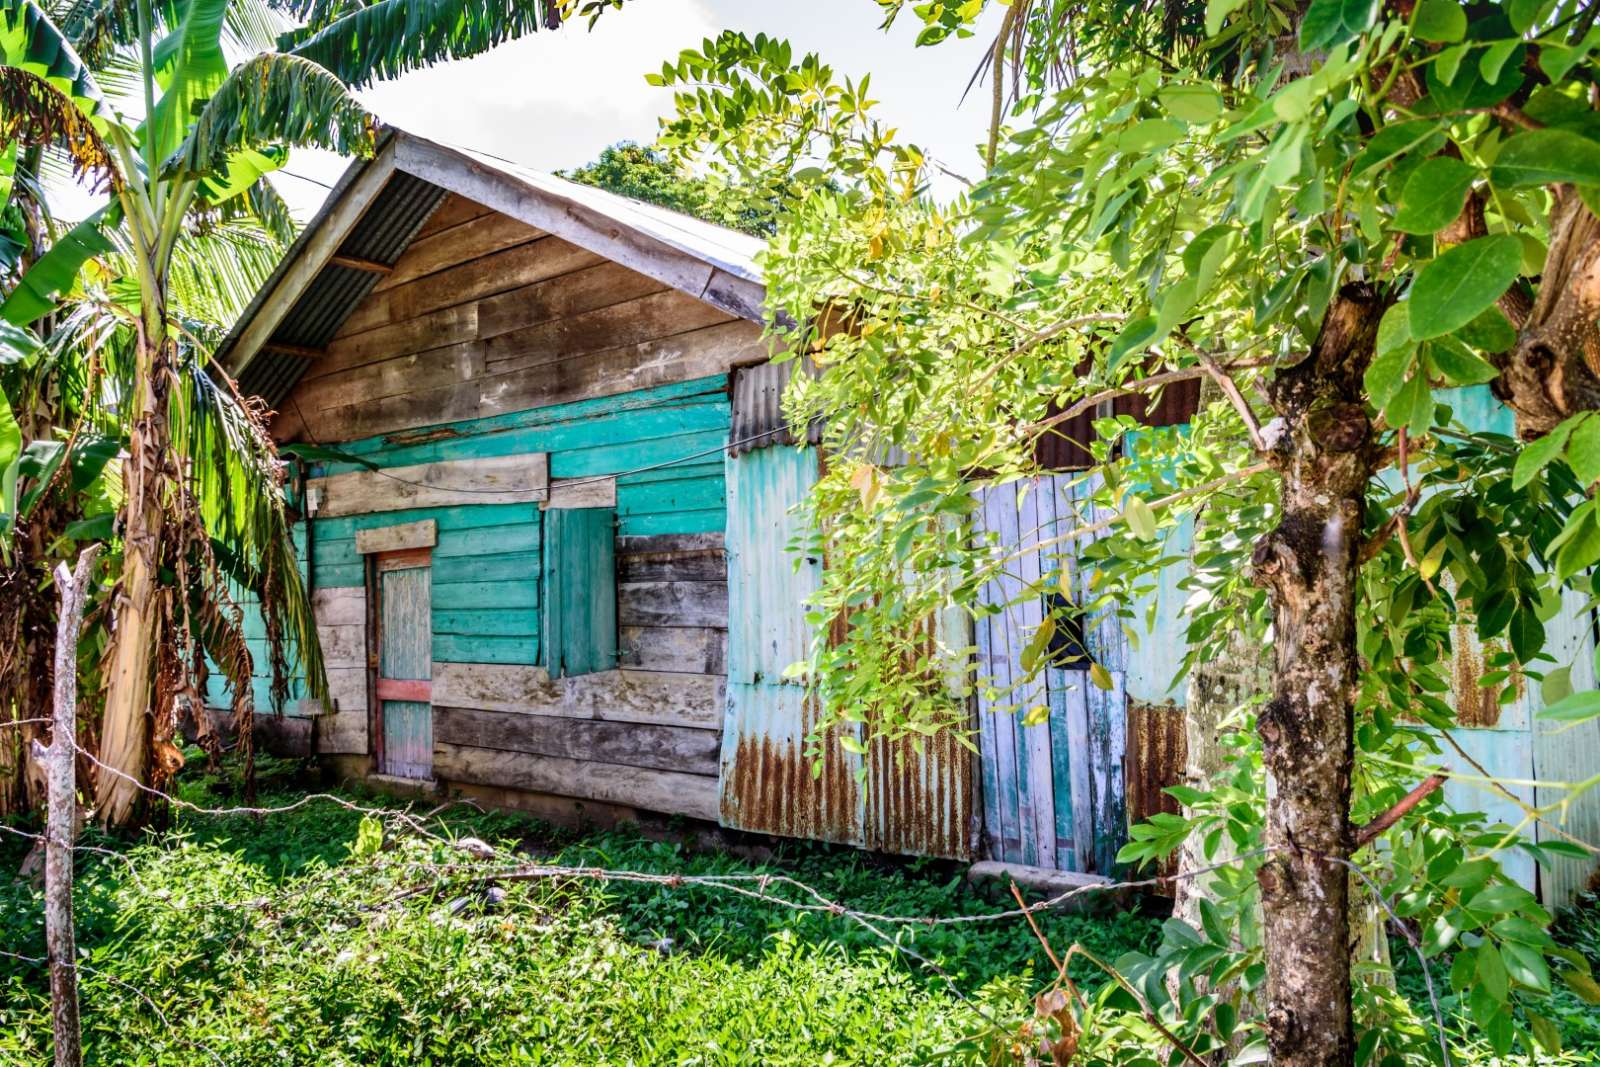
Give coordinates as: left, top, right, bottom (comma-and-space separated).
541, 507, 617, 677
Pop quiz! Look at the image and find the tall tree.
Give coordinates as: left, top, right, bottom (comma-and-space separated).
649, 4, 1600, 1062
1, 0, 623, 824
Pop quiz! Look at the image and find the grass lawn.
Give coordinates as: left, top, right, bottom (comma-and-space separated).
1, 756, 1597, 1065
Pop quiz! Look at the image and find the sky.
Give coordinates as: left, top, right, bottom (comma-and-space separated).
266, 0, 1006, 218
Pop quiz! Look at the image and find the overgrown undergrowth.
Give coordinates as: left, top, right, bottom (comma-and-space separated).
1, 757, 1597, 1065
0, 758, 1155, 1066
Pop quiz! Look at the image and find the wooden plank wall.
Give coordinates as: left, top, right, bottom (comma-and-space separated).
274, 193, 761, 444
235, 193, 755, 821
975, 474, 1130, 875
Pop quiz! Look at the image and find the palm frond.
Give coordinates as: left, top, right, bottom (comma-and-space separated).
166, 215, 287, 326
173, 353, 327, 709
282, 0, 581, 89
166, 52, 377, 180
0, 65, 119, 191
0, 0, 106, 111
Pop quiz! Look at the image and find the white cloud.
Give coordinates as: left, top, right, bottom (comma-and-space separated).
273, 0, 721, 216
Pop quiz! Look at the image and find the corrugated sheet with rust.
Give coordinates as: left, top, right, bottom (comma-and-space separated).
718, 442, 973, 858
1533, 585, 1600, 906
1124, 699, 1187, 882
728, 360, 823, 456
1036, 372, 1200, 471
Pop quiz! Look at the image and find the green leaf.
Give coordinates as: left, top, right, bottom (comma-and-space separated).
1413, 0, 1466, 41
1567, 413, 1600, 486
1542, 665, 1574, 706
1529, 1012, 1563, 1056
1159, 85, 1223, 125
1476, 943, 1509, 1001
1350, 120, 1444, 176
1556, 511, 1600, 582
0, 321, 40, 366
286, 0, 590, 91
1458, 307, 1516, 353
1365, 342, 1415, 408
1376, 302, 1412, 357
1205, 0, 1247, 35
167, 54, 377, 183
0, 207, 114, 327
1108, 316, 1159, 369
1491, 129, 1600, 188
1428, 337, 1499, 385
1501, 941, 1552, 992
1563, 968, 1600, 1003
1539, 688, 1600, 725
1511, 414, 1579, 489
1408, 235, 1523, 340
1300, 0, 1379, 50
1021, 703, 1050, 726
1123, 495, 1157, 540
1391, 157, 1477, 234
144, 0, 232, 162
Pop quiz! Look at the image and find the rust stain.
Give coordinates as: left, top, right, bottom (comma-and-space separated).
722, 693, 861, 847
1124, 699, 1187, 885
1448, 626, 1520, 728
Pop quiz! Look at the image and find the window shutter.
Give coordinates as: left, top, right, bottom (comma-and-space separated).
541, 507, 617, 677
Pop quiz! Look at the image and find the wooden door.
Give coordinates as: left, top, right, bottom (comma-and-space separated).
376, 549, 432, 779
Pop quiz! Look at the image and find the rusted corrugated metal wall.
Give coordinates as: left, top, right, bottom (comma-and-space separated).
718, 375, 973, 859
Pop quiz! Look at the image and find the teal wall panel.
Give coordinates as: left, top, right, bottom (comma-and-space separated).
297, 375, 728, 672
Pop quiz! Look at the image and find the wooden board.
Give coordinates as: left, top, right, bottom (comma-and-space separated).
618, 626, 726, 675
314, 455, 548, 518
617, 534, 726, 582
295, 320, 758, 443
316, 707, 369, 755
617, 581, 728, 629
433, 742, 719, 821
353, 519, 438, 554
430, 663, 723, 730
541, 507, 617, 678
434, 707, 720, 775
546, 477, 616, 509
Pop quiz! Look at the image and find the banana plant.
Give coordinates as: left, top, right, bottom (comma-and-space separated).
1, 0, 611, 824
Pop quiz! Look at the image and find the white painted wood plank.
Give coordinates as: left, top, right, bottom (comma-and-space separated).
314, 454, 548, 519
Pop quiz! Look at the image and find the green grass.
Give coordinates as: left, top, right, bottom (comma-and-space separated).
5, 756, 1598, 1065
0, 758, 1157, 1066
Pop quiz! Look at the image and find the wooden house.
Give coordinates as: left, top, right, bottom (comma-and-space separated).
217, 129, 972, 854
221, 130, 1599, 904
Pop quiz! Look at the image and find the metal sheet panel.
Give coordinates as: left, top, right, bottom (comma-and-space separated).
1533, 585, 1600, 906
718, 444, 972, 858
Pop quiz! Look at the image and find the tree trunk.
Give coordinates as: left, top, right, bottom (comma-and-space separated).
1250, 284, 1385, 1067
96, 321, 169, 827
46, 545, 99, 1067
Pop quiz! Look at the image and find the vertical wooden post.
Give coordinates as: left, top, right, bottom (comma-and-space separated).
46, 544, 100, 1067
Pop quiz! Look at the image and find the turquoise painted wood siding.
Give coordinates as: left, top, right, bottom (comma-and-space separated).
305, 375, 731, 671
541, 508, 618, 676
975, 474, 1128, 874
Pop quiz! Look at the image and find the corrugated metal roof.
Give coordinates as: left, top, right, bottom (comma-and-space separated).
235, 160, 448, 405
446, 143, 765, 286
728, 360, 824, 455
